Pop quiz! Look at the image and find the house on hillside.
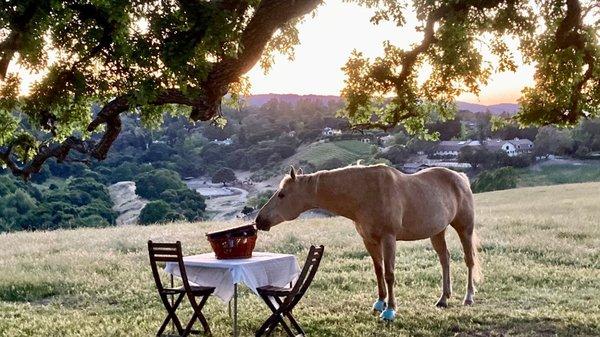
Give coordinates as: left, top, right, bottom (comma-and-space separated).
434, 138, 533, 158
212, 138, 233, 146
483, 138, 534, 157
401, 163, 431, 174
434, 140, 481, 157
379, 134, 395, 146
322, 127, 342, 137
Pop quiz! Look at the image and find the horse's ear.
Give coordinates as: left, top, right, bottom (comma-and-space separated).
297, 167, 304, 175
289, 166, 296, 180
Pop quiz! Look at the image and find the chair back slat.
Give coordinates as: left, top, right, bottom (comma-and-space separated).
283, 245, 324, 308
148, 240, 194, 293
150, 247, 177, 254
152, 255, 180, 262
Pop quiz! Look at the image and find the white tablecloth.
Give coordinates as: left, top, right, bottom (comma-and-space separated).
164, 252, 300, 302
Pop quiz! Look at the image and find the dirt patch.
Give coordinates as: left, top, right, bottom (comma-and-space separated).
108, 181, 148, 226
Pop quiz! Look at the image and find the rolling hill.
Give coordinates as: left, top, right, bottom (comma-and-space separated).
244, 94, 519, 114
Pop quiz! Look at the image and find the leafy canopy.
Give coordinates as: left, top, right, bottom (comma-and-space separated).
0, 0, 321, 178
340, 0, 599, 134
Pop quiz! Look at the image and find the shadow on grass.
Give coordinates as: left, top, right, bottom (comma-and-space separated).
0, 282, 60, 302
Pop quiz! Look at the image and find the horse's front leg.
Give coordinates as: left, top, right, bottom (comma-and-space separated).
362, 238, 386, 313
381, 235, 397, 321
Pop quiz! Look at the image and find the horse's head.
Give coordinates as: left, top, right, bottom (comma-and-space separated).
255, 166, 315, 231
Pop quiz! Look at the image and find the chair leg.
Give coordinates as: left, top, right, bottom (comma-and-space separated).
157, 293, 185, 336
274, 297, 304, 336
196, 295, 211, 335
257, 295, 297, 337
183, 294, 212, 336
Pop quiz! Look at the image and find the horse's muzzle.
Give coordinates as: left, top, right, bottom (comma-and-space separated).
255, 215, 271, 231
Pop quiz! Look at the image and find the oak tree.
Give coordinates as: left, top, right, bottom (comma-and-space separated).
0, 0, 321, 179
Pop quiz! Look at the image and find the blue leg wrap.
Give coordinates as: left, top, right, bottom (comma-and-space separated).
380, 308, 396, 321
372, 299, 387, 313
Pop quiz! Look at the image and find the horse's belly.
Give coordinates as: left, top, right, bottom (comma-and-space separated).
395, 218, 449, 241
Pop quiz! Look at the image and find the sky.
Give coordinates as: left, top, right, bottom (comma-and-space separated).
246, 1, 536, 105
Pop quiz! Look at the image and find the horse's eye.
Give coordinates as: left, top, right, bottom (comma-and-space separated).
278, 193, 285, 199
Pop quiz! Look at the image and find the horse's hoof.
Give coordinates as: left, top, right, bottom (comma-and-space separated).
435, 300, 448, 308
372, 299, 387, 313
463, 298, 474, 306
379, 308, 396, 321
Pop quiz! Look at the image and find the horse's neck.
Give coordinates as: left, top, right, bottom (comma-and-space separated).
313, 169, 362, 220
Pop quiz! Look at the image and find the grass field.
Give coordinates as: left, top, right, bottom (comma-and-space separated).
291, 140, 373, 167
516, 163, 600, 187
1, 183, 599, 336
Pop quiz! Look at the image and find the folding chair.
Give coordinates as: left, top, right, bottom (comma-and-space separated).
148, 241, 215, 336
255, 245, 325, 337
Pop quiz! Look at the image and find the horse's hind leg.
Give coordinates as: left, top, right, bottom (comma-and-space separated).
430, 229, 451, 308
451, 213, 480, 306
362, 238, 386, 313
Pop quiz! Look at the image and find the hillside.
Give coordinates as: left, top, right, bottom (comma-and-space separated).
244, 93, 519, 114
1, 183, 599, 336
285, 140, 373, 168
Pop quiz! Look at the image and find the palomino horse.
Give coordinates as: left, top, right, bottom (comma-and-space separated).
255, 164, 481, 321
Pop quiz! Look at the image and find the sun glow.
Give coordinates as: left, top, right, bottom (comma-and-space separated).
246, 1, 535, 105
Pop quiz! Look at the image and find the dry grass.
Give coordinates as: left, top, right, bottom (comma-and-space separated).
0, 183, 599, 336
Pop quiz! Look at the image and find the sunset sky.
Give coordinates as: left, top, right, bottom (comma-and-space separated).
246, 1, 536, 105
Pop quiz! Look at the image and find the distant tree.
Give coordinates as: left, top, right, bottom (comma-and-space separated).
159, 189, 206, 221
212, 168, 236, 186
429, 119, 462, 141
246, 190, 275, 210
378, 145, 410, 165
140, 143, 176, 163
534, 126, 574, 156
139, 201, 182, 225
135, 169, 187, 199
472, 167, 517, 193
458, 147, 495, 169
318, 158, 345, 171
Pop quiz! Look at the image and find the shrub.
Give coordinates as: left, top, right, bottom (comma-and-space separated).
246, 190, 274, 210
212, 167, 236, 185
134, 169, 187, 199
139, 201, 183, 225
472, 167, 517, 193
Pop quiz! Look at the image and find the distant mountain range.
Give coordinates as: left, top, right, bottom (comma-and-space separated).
244, 94, 519, 115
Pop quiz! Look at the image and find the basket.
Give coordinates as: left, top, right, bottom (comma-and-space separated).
206, 224, 257, 259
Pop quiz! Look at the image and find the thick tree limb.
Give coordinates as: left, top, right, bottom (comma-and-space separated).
191, 0, 322, 120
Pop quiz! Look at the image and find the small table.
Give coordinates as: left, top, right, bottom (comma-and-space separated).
165, 252, 300, 336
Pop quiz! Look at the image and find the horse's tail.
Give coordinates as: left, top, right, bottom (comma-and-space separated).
472, 229, 483, 284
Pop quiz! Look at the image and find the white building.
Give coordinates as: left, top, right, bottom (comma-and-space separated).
434, 140, 481, 157
434, 138, 533, 158
322, 127, 342, 137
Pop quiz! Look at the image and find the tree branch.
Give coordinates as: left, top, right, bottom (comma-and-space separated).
553, 0, 596, 123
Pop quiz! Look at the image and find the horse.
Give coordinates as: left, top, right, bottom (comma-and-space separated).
254, 164, 481, 321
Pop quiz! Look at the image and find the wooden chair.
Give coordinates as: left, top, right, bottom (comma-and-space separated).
148, 241, 215, 336
255, 245, 325, 337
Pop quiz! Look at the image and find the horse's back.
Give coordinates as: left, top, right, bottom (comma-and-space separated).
392, 167, 473, 240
